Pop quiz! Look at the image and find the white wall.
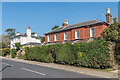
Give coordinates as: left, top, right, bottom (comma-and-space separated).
11, 36, 41, 49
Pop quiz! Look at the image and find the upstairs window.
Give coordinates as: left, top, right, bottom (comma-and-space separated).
47, 35, 50, 42
54, 34, 58, 41
75, 30, 80, 39
90, 27, 95, 37
64, 32, 67, 41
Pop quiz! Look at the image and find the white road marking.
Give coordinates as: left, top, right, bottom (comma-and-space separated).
21, 68, 46, 76
2, 62, 14, 66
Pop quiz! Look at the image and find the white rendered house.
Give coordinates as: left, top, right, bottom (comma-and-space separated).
10, 26, 41, 49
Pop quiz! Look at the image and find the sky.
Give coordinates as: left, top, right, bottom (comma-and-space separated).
2, 2, 118, 36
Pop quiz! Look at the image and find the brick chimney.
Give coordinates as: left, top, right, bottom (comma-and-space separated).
62, 19, 68, 28
106, 8, 112, 24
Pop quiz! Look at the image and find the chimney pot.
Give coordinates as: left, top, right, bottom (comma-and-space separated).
28, 26, 30, 29
107, 8, 110, 13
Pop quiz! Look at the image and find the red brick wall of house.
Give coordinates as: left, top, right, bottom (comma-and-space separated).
45, 35, 47, 43
44, 24, 107, 44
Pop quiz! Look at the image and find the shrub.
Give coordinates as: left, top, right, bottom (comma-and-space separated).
55, 43, 78, 65
23, 46, 54, 63
1, 48, 10, 56
74, 40, 111, 69
15, 42, 21, 50
22, 40, 112, 69
11, 49, 17, 58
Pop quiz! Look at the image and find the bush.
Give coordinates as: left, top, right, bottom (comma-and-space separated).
55, 43, 78, 65
23, 46, 54, 63
74, 40, 111, 69
1, 48, 10, 56
22, 40, 112, 69
15, 43, 21, 50
11, 49, 17, 58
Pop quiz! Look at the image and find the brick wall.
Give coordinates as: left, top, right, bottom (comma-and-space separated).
45, 24, 107, 44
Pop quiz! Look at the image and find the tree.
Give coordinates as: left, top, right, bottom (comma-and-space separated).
0, 42, 6, 49
31, 32, 35, 35
15, 42, 21, 50
101, 18, 120, 65
5, 28, 16, 38
0, 34, 10, 48
101, 18, 120, 43
39, 36, 45, 43
51, 25, 59, 30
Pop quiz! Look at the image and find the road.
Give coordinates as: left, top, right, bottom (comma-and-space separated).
1, 58, 115, 79
1, 58, 98, 78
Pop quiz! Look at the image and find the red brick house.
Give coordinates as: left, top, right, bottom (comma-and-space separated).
44, 8, 112, 45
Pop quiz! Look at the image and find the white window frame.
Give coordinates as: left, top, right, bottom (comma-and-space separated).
47, 35, 50, 42
75, 30, 80, 39
90, 27, 95, 37
64, 32, 67, 41
54, 34, 58, 41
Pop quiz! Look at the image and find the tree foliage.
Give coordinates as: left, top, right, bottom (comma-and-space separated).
101, 18, 120, 43
0, 34, 10, 48
39, 36, 45, 43
101, 18, 120, 65
15, 42, 21, 50
5, 28, 16, 38
51, 25, 59, 30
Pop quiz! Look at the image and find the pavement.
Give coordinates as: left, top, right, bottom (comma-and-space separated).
0, 56, 119, 79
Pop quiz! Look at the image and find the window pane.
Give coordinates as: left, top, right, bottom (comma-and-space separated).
55, 34, 58, 41
75, 30, 79, 39
90, 28, 95, 37
64, 32, 67, 40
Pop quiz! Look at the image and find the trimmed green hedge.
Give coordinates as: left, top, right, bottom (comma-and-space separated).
23, 40, 112, 69
74, 40, 111, 69
1, 48, 10, 56
23, 46, 54, 63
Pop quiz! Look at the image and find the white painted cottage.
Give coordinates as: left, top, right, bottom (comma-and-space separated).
10, 26, 41, 49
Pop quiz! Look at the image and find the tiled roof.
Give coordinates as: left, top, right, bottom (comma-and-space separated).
44, 19, 106, 35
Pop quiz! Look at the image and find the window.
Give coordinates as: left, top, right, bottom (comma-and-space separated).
75, 30, 80, 39
90, 27, 95, 37
54, 34, 58, 41
48, 35, 50, 42
64, 32, 67, 40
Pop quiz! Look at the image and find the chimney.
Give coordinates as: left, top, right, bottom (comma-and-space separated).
106, 8, 112, 24
27, 26, 31, 37
28, 26, 30, 29
34, 32, 37, 37
16, 32, 20, 36
62, 19, 68, 28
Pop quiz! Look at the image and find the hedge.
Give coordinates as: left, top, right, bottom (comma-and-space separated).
74, 40, 111, 69
23, 40, 112, 69
22, 46, 54, 63
0, 48, 10, 56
